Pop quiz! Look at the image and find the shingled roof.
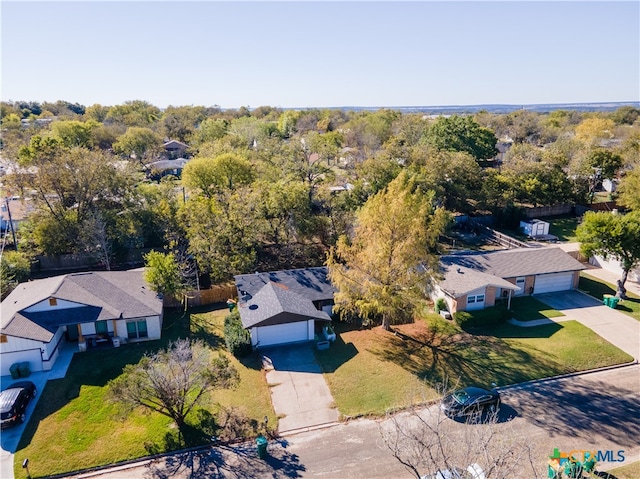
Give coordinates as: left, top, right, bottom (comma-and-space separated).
1, 271, 162, 343
234, 267, 335, 302
439, 247, 585, 298
238, 282, 331, 329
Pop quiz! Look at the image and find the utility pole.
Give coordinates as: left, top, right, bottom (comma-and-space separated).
5, 197, 18, 250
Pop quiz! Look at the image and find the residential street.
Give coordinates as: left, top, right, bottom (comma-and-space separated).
55, 364, 640, 479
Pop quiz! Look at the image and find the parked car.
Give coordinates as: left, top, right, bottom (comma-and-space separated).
440, 386, 500, 418
0, 381, 36, 429
422, 463, 486, 479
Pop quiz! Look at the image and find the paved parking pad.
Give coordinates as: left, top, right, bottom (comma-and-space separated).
261, 343, 339, 434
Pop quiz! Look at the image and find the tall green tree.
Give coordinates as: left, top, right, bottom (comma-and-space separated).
327, 171, 450, 330
426, 115, 498, 161
577, 211, 640, 298
113, 127, 164, 166
617, 164, 640, 211
181, 153, 254, 198
143, 251, 185, 299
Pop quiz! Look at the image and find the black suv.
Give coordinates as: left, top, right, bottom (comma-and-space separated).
0, 381, 36, 429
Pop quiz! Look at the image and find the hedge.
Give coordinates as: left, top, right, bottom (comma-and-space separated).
224, 311, 252, 357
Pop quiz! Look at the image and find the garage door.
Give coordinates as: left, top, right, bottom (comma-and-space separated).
255, 321, 309, 347
534, 272, 573, 294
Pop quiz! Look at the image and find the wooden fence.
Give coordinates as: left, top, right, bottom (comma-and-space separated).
163, 282, 237, 309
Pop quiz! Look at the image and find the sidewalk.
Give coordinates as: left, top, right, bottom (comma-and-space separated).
581, 265, 640, 297
0, 341, 78, 479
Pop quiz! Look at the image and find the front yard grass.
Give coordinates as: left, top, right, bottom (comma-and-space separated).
609, 461, 640, 479
14, 306, 275, 479
580, 273, 640, 322
315, 314, 632, 418
508, 296, 565, 322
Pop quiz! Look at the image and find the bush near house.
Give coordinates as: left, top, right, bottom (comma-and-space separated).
454, 305, 511, 329
224, 311, 252, 357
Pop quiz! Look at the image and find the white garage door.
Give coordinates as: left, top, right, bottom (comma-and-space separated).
255, 321, 309, 347
534, 273, 573, 294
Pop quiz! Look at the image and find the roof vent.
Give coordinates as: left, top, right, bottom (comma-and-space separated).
249, 304, 258, 310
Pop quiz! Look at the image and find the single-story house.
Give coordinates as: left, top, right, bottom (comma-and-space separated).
163, 140, 189, 159
146, 157, 190, 180
434, 247, 585, 313
234, 267, 335, 347
0, 270, 163, 377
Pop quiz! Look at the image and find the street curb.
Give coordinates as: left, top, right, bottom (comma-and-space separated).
278, 420, 342, 437
496, 359, 638, 393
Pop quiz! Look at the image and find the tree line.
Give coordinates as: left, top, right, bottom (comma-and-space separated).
1, 100, 639, 297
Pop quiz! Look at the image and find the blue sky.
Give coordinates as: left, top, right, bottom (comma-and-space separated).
1, 1, 638, 109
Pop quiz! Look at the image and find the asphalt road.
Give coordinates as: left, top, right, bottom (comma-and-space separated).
54, 364, 640, 479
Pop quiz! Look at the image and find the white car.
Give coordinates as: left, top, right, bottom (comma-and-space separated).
422, 463, 486, 479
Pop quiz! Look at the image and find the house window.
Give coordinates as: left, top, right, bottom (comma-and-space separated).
467, 295, 485, 306
49, 297, 57, 306
0, 334, 7, 343
126, 320, 148, 339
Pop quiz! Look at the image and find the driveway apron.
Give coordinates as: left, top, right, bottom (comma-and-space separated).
535, 290, 640, 361
261, 343, 339, 434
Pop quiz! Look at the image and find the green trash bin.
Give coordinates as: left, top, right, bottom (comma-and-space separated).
18, 362, 31, 378
256, 434, 268, 459
9, 363, 21, 379
603, 294, 613, 307
609, 297, 620, 309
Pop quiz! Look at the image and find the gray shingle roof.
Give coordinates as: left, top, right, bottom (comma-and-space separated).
439, 264, 520, 298
439, 247, 585, 298
234, 267, 335, 302
238, 282, 331, 329
1, 270, 162, 342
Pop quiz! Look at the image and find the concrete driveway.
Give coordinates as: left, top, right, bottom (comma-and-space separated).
261, 343, 339, 434
535, 290, 640, 361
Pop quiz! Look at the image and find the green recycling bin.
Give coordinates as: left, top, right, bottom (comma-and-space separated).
9, 363, 20, 379
609, 297, 620, 309
256, 434, 268, 459
603, 294, 613, 307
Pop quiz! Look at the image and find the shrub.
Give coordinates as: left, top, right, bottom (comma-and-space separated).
435, 298, 447, 314
224, 311, 252, 357
454, 304, 511, 329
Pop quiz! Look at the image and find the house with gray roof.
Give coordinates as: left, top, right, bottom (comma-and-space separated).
234, 267, 334, 347
434, 247, 585, 313
0, 270, 163, 377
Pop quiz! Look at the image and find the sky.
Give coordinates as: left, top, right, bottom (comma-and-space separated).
1, 1, 639, 109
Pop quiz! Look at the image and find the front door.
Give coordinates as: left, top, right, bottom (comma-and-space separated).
66, 324, 79, 341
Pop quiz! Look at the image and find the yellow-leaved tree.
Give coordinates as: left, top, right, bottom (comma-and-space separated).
327, 170, 450, 331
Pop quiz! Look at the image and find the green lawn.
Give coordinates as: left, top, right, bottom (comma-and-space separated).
315, 315, 632, 418
609, 461, 640, 479
548, 215, 581, 242
580, 273, 640, 322
509, 296, 565, 322
14, 306, 275, 479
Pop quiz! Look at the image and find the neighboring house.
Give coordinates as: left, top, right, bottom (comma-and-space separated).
146, 157, 190, 180
434, 248, 585, 313
163, 140, 189, 159
1, 197, 35, 233
589, 255, 640, 284
0, 271, 163, 376
234, 267, 335, 347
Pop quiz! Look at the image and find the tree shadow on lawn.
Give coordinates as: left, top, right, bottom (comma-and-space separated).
145, 438, 306, 479
314, 323, 359, 374
369, 323, 564, 389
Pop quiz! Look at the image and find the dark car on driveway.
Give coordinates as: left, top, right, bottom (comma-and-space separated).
0, 381, 37, 429
440, 386, 500, 418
